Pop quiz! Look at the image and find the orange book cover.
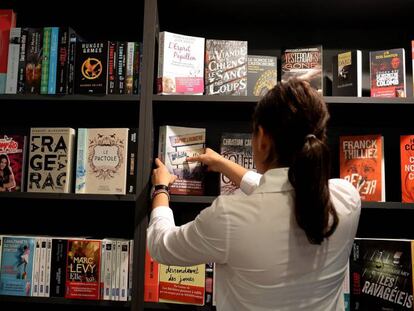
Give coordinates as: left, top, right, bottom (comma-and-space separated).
339, 134, 385, 202
400, 135, 414, 202
144, 248, 159, 302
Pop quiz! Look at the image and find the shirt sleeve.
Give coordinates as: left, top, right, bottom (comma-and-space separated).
239, 170, 262, 195
147, 196, 229, 266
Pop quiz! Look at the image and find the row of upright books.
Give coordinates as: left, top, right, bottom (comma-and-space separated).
0, 128, 137, 194
157, 125, 414, 203
0, 10, 142, 95
0, 235, 134, 301
157, 30, 413, 98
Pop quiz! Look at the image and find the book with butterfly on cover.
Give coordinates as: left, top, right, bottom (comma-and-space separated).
339, 134, 385, 202
247, 55, 277, 97
350, 238, 414, 311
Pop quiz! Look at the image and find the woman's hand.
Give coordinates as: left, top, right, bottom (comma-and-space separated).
187, 148, 224, 173
152, 158, 177, 186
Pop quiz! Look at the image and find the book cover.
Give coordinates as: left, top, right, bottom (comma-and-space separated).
350, 238, 414, 310
158, 125, 205, 195
400, 135, 414, 202
220, 133, 255, 195
27, 127, 75, 193
281, 45, 323, 93
65, 239, 101, 300
24, 28, 43, 94
205, 39, 248, 95
50, 238, 68, 297
40, 27, 51, 94
74, 41, 108, 94
144, 248, 159, 302
157, 31, 205, 95
370, 48, 406, 98
0, 9, 16, 93
158, 263, 206, 305
339, 135, 385, 202
0, 134, 27, 192
17, 28, 28, 94
0, 236, 35, 296
75, 128, 128, 195
247, 55, 277, 97
332, 50, 362, 97
5, 27, 21, 94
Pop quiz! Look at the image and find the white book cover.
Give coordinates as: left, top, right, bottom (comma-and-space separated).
157, 31, 205, 95
119, 240, 129, 301
76, 128, 129, 195
27, 128, 75, 193
111, 240, 118, 300
158, 125, 205, 195
38, 238, 46, 297
44, 237, 52, 297
32, 238, 41, 296
103, 240, 112, 300
5, 27, 21, 94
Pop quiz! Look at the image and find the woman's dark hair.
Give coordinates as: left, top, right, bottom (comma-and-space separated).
252, 79, 338, 244
0, 154, 12, 177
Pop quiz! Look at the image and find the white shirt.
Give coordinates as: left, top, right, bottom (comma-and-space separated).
147, 168, 361, 311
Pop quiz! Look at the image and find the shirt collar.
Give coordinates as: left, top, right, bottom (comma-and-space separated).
256, 167, 293, 193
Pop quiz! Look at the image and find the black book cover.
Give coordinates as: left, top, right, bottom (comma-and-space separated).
50, 239, 68, 297
332, 50, 362, 96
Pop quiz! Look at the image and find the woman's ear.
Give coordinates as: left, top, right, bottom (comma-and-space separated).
257, 126, 272, 155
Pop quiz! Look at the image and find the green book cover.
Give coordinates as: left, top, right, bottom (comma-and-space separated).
40, 27, 51, 94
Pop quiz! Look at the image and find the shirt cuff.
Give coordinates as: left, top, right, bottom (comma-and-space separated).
149, 205, 175, 226
240, 170, 262, 195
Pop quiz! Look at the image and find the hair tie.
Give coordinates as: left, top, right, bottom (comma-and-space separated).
306, 134, 316, 140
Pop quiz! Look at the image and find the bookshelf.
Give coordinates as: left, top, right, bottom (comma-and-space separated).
141, 0, 414, 310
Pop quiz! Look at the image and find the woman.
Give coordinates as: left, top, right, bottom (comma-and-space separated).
0, 154, 16, 192
147, 79, 361, 310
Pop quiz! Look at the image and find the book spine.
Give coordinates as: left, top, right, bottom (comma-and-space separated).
110, 240, 117, 300
156, 32, 165, 94
17, 28, 28, 94
128, 240, 133, 301
32, 238, 41, 296
125, 42, 135, 94
20, 136, 28, 192
67, 29, 77, 94
0, 236, 2, 279
65, 128, 76, 193
39, 238, 46, 297
50, 239, 67, 297
48, 27, 59, 94
44, 238, 52, 297
132, 42, 141, 95
119, 240, 129, 301
40, 27, 51, 94
0, 10, 16, 93
25, 28, 43, 94
116, 41, 126, 94
5, 27, 21, 94
75, 128, 87, 193
100, 241, 106, 299
144, 248, 159, 302
126, 128, 137, 194
103, 240, 112, 300
56, 28, 68, 94
107, 41, 116, 94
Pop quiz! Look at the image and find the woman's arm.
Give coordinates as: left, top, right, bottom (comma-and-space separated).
3, 173, 16, 190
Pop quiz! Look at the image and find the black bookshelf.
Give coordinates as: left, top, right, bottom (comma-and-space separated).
0, 295, 130, 307
0, 94, 140, 102
0, 192, 136, 201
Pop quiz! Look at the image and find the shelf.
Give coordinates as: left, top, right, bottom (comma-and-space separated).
0, 192, 136, 202
170, 195, 216, 204
362, 202, 414, 210
0, 94, 140, 102
153, 95, 414, 105
0, 295, 130, 307
144, 302, 213, 310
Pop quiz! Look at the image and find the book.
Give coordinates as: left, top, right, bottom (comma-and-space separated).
339, 134, 385, 202
0, 236, 35, 296
332, 50, 362, 97
16, 28, 28, 94
0, 133, 27, 191
107, 41, 116, 94
247, 55, 277, 97
125, 42, 135, 94
205, 39, 248, 95
24, 28, 43, 94
158, 125, 206, 195
281, 45, 323, 93
116, 41, 126, 94
50, 238, 68, 297
0, 9, 16, 93
75, 128, 129, 195
65, 239, 101, 300
47, 27, 59, 94
220, 133, 255, 195
400, 135, 414, 202
5, 27, 21, 94
350, 238, 414, 310
27, 127, 76, 193
158, 263, 206, 305
370, 48, 406, 98
74, 41, 108, 94
40, 27, 52, 94
157, 31, 205, 95
144, 248, 159, 302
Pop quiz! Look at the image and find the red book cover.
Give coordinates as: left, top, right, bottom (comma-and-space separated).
65, 239, 101, 300
339, 135, 385, 202
0, 134, 27, 192
400, 135, 414, 202
0, 10, 17, 92
144, 248, 159, 302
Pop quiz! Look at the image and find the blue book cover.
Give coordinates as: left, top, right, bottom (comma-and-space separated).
48, 27, 59, 94
0, 236, 35, 296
